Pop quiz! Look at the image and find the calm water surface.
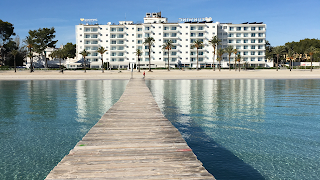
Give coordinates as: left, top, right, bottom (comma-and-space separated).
0, 80, 128, 180
1, 79, 320, 180
146, 79, 320, 180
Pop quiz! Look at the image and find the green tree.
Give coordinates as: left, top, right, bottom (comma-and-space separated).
80, 49, 89, 73
11, 50, 18, 72
208, 36, 221, 71
52, 49, 66, 72
307, 46, 318, 72
225, 45, 234, 71
236, 54, 241, 72
24, 35, 35, 72
135, 49, 142, 72
287, 49, 294, 71
191, 40, 203, 71
273, 46, 285, 71
233, 49, 238, 71
0, 20, 16, 66
28, 27, 57, 68
162, 40, 173, 71
63, 43, 76, 59
96, 47, 107, 73
217, 48, 225, 71
143, 37, 155, 72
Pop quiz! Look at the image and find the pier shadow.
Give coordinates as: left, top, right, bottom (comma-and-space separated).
166, 112, 265, 180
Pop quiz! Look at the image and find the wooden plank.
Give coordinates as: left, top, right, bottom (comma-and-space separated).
45, 78, 215, 179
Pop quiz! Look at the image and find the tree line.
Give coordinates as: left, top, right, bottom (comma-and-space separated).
0, 19, 76, 72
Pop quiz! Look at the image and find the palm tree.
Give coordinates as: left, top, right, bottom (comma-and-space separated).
236, 54, 241, 72
135, 49, 142, 72
273, 46, 284, 71
96, 47, 108, 73
191, 40, 204, 71
307, 46, 318, 72
143, 37, 155, 72
24, 35, 34, 72
217, 48, 225, 71
162, 40, 173, 71
11, 50, 19, 73
287, 49, 294, 71
233, 49, 238, 71
225, 45, 234, 71
208, 36, 221, 71
80, 49, 89, 73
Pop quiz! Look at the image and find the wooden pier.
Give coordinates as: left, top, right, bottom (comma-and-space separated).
46, 78, 215, 179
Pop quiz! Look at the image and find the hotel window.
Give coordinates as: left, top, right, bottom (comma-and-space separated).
171, 27, 177, 30
229, 27, 234, 31
190, 26, 195, 30
199, 57, 203, 61
251, 57, 255, 61
138, 46, 142, 50
111, 28, 116, 32
198, 51, 203, 55
145, 33, 150, 37
244, 33, 248, 37
85, 41, 90, 44
258, 51, 263, 55
191, 33, 195, 37
243, 51, 248, 55
85, 47, 90, 50
191, 39, 195, 43
244, 45, 248, 49
171, 33, 177, 37
92, 28, 98, 32
164, 26, 169, 30
172, 52, 177, 55
106, 40, 108, 42
244, 39, 248, 43
111, 52, 116, 56
92, 40, 98, 44
186, 39, 188, 41
106, 28, 108, 30
85, 34, 90, 38
118, 46, 124, 50
172, 39, 177, 43
251, 45, 255, 49
137, 28, 142, 31
106, 34, 108, 36
118, 40, 124, 44
92, 35, 98, 38
258, 33, 264, 37
145, 52, 149, 56
164, 58, 168, 61
259, 27, 264, 30
244, 27, 248, 31
258, 39, 264, 43
258, 57, 263, 61
132, 40, 134, 42
145, 46, 149, 49
258, 45, 263, 49
159, 39, 161, 41
118, 52, 124, 56
251, 39, 255, 43
145, 27, 150, 30
119, 58, 124, 61
198, 26, 204, 30
172, 58, 177, 62
251, 27, 256, 31
172, 45, 177, 49
190, 51, 196, 55
236, 33, 241, 37
212, 26, 215, 28
236, 27, 241, 31
251, 51, 255, 55
118, 34, 124, 38
228, 33, 234, 37
79, 28, 82, 30
236, 45, 241, 49
111, 46, 116, 50
85, 28, 90, 32
229, 40, 234, 43
251, 33, 256, 37
164, 33, 169, 37
236, 39, 241, 43
223, 26, 227, 29
244, 57, 248, 61
137, 34, 142, 38
145, 58, 149, 61
137, 40, 142, 44
198, 33, 203, 37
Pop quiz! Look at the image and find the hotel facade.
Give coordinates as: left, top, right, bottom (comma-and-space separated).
75, 12, 268, 69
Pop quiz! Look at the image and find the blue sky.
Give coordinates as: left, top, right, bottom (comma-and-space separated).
1, 0, 319, 47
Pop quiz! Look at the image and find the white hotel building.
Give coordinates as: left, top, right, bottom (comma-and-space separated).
75, 12, 268, 69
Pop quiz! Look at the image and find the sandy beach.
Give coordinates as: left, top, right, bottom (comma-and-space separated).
1, 69, 320, 80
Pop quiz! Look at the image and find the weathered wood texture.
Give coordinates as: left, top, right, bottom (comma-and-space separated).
46, 78, 215, 179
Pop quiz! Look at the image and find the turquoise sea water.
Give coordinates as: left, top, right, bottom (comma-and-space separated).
145, 79, 320, 180
1, 79, 320, 180
0, 80, 128, 180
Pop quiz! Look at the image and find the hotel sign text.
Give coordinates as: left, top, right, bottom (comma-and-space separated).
179, 17, 212, 22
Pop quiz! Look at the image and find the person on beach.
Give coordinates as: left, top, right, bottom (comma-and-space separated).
143, 71, 145, 79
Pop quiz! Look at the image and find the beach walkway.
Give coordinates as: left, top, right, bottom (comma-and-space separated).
45, 78, 215, 179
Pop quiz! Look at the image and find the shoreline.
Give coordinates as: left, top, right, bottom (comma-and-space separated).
1, 69, 320, 80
